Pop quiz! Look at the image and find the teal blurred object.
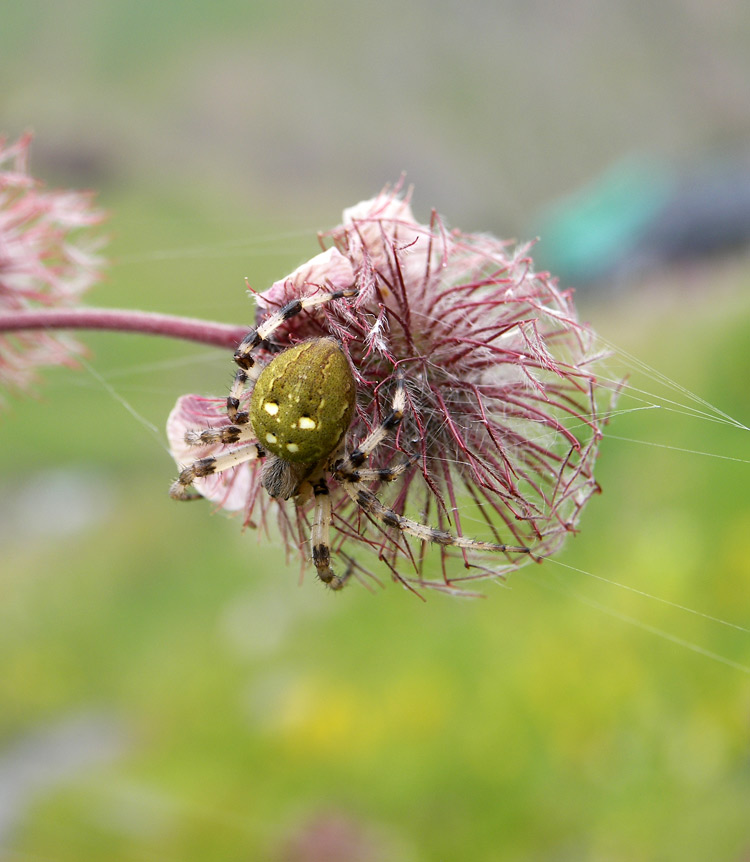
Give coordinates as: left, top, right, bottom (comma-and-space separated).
532, 157, 675, 286
533, 153, 750, 289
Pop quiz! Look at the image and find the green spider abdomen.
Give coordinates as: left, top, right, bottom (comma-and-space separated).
249, 338, 356, 465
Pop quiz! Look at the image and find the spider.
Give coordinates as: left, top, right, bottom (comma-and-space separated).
170, 287, 531, 589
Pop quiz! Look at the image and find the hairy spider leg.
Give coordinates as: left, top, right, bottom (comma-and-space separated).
335, 372, 531, 557
310, 462, 409, 590
308, 371, 406, 591
336, 463, 411, 483
170, 441, 265, 500
227, 287, 359, 424
310, 476, 351, 590
184, 422, 260, 446
343, 484, 531, 554
334, 370, 407, 477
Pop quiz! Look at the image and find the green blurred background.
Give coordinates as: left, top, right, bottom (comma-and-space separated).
1, 2, 749, 860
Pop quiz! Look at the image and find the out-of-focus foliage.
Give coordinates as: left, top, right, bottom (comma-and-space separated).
3, 0, 750, 233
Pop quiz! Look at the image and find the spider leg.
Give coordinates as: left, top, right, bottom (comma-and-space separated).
343, 484, 531, 555
333, 369, 529, 557
170, 441, 265, 500
334, 370, 406, 477
310, 477, 351, 590
184, 422, 259, 446
227, 287, 359, 424
336, 463, 410, 483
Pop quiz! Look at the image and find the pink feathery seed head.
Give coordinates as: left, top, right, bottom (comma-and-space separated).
168, 183, 615, 593
0, 133, 107, 395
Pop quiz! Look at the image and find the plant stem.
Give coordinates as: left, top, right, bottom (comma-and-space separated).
0, 308, 250, 349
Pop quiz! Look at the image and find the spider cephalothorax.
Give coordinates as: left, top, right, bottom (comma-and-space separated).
169, 286, 531, 590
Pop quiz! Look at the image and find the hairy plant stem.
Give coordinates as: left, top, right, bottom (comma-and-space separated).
0, 308, 250, 349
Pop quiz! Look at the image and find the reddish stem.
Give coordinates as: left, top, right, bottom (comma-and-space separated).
0, 308, 250, 349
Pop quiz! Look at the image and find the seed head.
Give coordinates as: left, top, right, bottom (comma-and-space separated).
168, 183, 614, 593
0, 134, 106, 397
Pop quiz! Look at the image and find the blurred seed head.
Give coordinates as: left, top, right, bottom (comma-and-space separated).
0, 133, 107, 396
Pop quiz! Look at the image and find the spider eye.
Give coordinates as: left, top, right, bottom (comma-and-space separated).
249, 337, 356, 465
